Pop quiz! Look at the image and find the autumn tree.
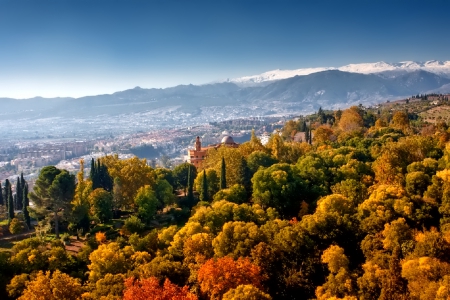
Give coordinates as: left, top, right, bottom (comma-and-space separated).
198, 256, 265, 300
123, 277, 198, 300
18, 270, 83, 300
71, 159, 92, 231
338, 106, 364, 132
223, 284, 272, 300
101, 155, 156, 206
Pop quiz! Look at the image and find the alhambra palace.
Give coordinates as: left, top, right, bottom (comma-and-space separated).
187, 135, 239, 169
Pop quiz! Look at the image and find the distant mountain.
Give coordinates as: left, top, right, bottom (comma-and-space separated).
229, 60, 450, 85
1, 70, 449, 121
1, 69, 450, 140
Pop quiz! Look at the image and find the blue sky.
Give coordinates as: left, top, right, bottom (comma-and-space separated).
0, 0, 449, 98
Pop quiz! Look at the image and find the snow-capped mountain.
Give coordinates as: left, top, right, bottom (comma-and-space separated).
230, 60, 450, 85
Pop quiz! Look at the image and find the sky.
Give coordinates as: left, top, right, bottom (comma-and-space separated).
0, 0, 449, 98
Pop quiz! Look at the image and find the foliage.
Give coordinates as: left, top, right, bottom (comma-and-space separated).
101, 154, 156, 207
198, 256, 264, 300
9, 218, 25, 235
18, 270, 83, 300
123, 277, 198, 300
134, 185, 159, 223
122, 215, 146, 235
89, 188, 113, 223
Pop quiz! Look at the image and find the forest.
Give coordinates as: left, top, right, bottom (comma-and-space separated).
1, 99, 450, 300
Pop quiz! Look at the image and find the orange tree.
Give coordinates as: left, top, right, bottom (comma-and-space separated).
197, 256, 265, 299
123, 277, 197, 300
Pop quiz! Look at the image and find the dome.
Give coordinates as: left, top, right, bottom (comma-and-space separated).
221, 135, 235, 144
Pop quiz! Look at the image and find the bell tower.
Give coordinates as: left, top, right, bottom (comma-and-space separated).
195, 136, 201, 151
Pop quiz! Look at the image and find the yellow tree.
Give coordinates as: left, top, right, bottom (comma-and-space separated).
101, 155, 156, 206
338, 106, 363, 132
72, 159, 92, 231
18, 270, 83, 300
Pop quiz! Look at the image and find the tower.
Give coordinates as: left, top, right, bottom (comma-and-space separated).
195, 136, 201, 151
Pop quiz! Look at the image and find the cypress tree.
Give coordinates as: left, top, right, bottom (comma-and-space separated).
237, 156, 251, 197
89, 158, 96, 184
186, 165, 194, 205
16, 176, 22, 210
200, 170, 208, 202
23, 183, 31, 229
220, 157, 227, 189
13, 194, 18, 211
6, 179, 14, 223
0, 182, 3, 206
305, 126, 310, 143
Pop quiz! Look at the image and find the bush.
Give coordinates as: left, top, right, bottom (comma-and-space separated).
9, 218, 25, 235
122, 216, 145, 235
60, 233, 71, 244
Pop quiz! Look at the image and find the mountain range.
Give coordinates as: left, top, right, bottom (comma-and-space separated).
228, 60, 450, 85
1, 61, 450, 139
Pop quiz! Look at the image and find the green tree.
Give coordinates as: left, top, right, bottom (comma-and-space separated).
220, 156, 227, 189
29, 166, 75, 238
252, 163, 305, 218
16, 176, 22, 210
22, 184, 31, 229
186, 164, 195, 206
154, 178, 176, 208
200, 170, 208, 202
173, 162, 197, 193
5, 179, 14, 223
89, 188, 113, 223
247, 151, 277, 175
0, 181, 3, 206
134, 185, 158, 224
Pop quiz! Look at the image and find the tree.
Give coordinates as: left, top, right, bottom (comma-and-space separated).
29, 166, 75, 238
338, 106, 364, 132
22, 183, 31, 229
252, 163, 305, 218
194, 169, 219, 200
123, 277, 198, 300
89, 188, 113, 223
186, 165, 195, 206
5, 179, 14, 223
213, 184, 247, 204
154, 178, 176, 208
246, 151, 277, 175
0, 181, 3, 206
200, 170, 208, 202
18, 270, 83, 300
72, 159, 91, 231
101, 155, 156, 206
9, 218, 25, 235
16, 176, 22, 210
134, 185, 158, 224
220, 156, 227, 189
88, 242, 132, 282
223, 284, 272, 300
173, 162, 197, 194
198, 256, 265, 300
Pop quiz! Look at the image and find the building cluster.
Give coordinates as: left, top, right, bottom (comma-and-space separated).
187, 135, 239, 169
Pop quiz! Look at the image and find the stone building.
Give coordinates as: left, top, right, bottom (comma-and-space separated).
187, 135, 239, 169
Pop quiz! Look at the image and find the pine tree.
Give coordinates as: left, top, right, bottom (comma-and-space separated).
220, 157, 227, 189
23, 183, 31, 229
200, 170, 208, 202
0, 182, 3, 206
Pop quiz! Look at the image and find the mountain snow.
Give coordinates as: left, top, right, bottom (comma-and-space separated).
230, 60, 450, 84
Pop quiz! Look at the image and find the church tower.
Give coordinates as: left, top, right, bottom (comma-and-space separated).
195, 136, 201, 151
